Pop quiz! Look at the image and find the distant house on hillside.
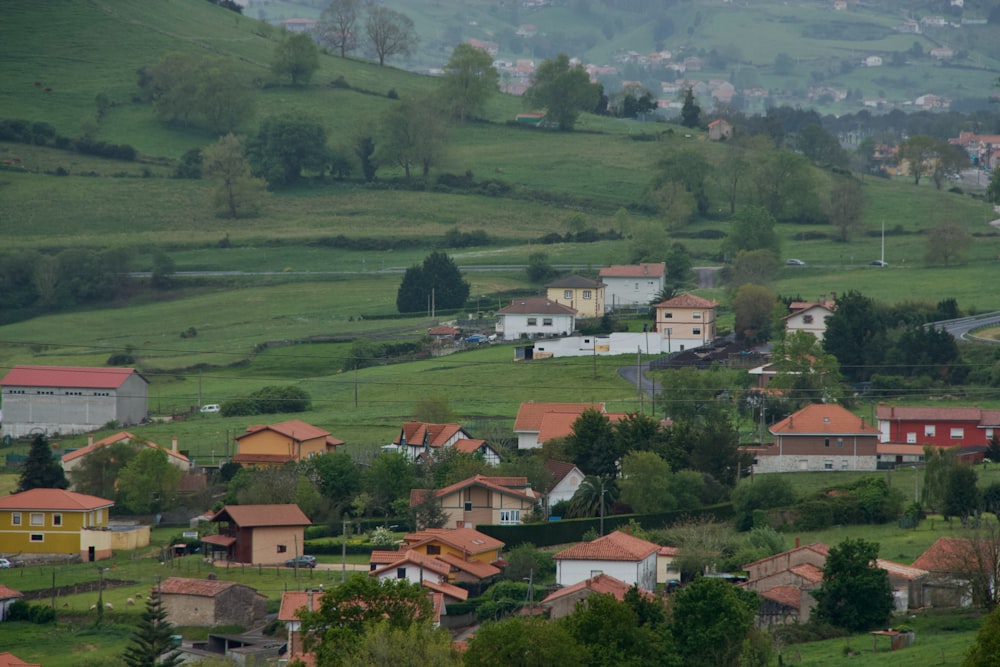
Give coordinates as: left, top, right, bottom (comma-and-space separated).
546, 276, 606, 318
513, 401, 605, 450
598, 263, 666, 310
553, 531, 659, 591
413, 475, 539, 529
876, 405, 1000, 448
495, 297, 576, 341
0, 488, 115, 561
753, 404, 879, 473
653, 293, 718, 350
62, 431, 191, 486
158, 577, 267, 628
385, 421, 473, 461
234, 420, 343, 466
204, 504, 311, 565
0, 365, 148, 438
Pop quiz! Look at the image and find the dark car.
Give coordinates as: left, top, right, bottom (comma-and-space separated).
869, 260, 889, 267
285, 555, 317, 568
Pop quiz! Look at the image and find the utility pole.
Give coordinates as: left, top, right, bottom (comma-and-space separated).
637, 347, 643, 414
341, 517, 349, 583
599, 478, 606, 536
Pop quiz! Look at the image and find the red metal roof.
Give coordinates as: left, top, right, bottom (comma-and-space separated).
0, 488, 113, 511
541, 573, 637, 605
211, 504, 311, 527
1, 365, 144, 389
876, 405, 985, 422
554, 531, 659, 562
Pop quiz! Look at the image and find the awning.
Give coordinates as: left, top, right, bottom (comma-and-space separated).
200, 535, 236, 547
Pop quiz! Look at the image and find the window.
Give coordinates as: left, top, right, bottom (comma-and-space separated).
837, 438, 844, 448
924, 425, 936, 437
803, 315, 814, 324
30, 534, 43, 543
824, 438, 830, 447
987, 428, 994, 439
542, 318, 552, 326
12, 513, 21, 526
276, 544, 287, 553
583, 290, 592, 299
564, 290, 572, 299
30, 513, 44, 526
906, 432, 917, 444
951, 428, 964, 439
824, 460, 834, 470
499, 510, 521, 525
426, 545, 441, 555
464, 501, 473, 512
693, 312, 701, 319
53, 514, 62, 526
841, 460, 849, 470
693, 328, 701, 335
527, 317, 537, 326
397, 567, 406, 579
663, 312, 673, 318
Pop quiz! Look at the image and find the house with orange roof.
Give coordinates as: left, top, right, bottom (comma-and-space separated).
707, 118, 733, 141
386, 421, 474, 462
0, 653, 41, 667
545, 275, 606, 318
233, 420, 343, 466
453, 439, 501, 466
653, 293, 718, 351
402, 527, 505, 566
158, 577, 267, 628
204, 504, 311, 565
540, 573, 648, 619
278, 590, 323, 660
369, 550, 452, 586
598, 263, 666, 311
62, 432, 191, 484
415, 475, 539, 529
912, 537, 979, 607
495, 297, 577, 341
513, 401, 605, 450
0, 585, 24, 621
553, 530, 659, 591
0, 365, 148, 438
656, 545, 681, 586
784, 296, 837, 340
752, 404, 879, 473
0, 488, 114, 560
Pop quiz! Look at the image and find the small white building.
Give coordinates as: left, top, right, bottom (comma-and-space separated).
495, 297, 576, 341
544, 460, 586, 508
784, 302, 836, 340
553, 531, 659, 592
598, 263, 666, 311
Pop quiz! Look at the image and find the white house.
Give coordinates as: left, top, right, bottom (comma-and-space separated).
784, 302, 836, 340
553, 530, 659, 591
513, 402, 605, 450
495, 297, 576, 341
1, 366, 149, 438
544, 459, 586, 508
369, 550, 452, 586
598, 263, 666, 311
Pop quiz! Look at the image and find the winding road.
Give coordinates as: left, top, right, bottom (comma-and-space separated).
930, 311, 1000, 342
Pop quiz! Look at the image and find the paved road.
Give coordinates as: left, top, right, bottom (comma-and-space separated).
618, 360, 664, 401
929, 311, 1000, 342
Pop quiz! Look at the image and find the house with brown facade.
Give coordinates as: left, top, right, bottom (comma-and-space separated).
752, 404, 880, 473
204, 504, 311, 565
158, 577, 267, 628
233, 420, 343, 466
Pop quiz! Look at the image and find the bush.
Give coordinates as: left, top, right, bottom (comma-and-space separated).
7, 600, 56, 624
220, 385, 311, 416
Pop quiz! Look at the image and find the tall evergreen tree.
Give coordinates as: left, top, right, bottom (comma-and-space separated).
122, 590, 183, 667
17, 434, 68, 492
395, 251, 470, 313
680, 87, 701, 128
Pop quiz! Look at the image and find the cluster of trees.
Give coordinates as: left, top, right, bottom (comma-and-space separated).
396, 251, 470, 314
315, 0, 418, 66
220, 385, 311, 417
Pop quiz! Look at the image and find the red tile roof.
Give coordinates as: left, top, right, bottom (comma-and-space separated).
789, 563, 824, 584
0, 585, 23, 600
62, 431, 190, 465
877, 559, 928, 581
554, 531, 659, 562
278, 590, 323, 621
435, 553, 502, 579
211, 504, 311, 527
759, 585, 802, 609
421, 578, 469, 601
0, 488, 113, 511
433, 475, 537, 503
233, 453, 297, 465
370, 551, 452, 579
370, 550, 404, 566
237, 420, 339, 443
654, 294, 718, 309
0, 365, 145, 389
514, 402, 605, 432
427, 326, 460, 336
158, 577, 240, 597
770, 404, 878, 436
394, 422, 466, 448
541, 573, 637, 605
453, 438, 493, 456
497, 297, 577, 316
404, 527, 505, 555
0, 652, 42, 667
912, 537, 976, 572
598, 263, 666, 279
657, 546, 679, 557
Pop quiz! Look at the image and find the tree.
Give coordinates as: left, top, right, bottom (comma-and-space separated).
769, 330, 844, 407
247, 115, 332, 187
464, 617, 588, 666
822, 290, 886, 382
439, 44, 499, 122
619, 451, 676, 513
987, 170, 1000, 204
564, 409, 618, 477
749, 149, 821, 221
316, 0, 362, 57
671, 576, 760, 667
725, 249, 779, 291
18, 434, 68, 492
73, 441, 138, 500
362, 452, 415, 513
566, 475, 618, 520
797, 124, 846, 167
122, 590, 183, 667
828, 177, 864, 242
897, 135, 941, 186
410, 487, 449, 530
378, 94, 448, 178
925, 219, 971, 267
965, 603, 1000, 666
525, 54, 600, 131
679, 87, 701, 128
307, 452, 360, 508
724, 206, 780, 258
340, 621, 460, 666
395, 251, 470, 313
732, 475, 797, 531
365, 5, 418, 66
355, 133, 379, 182
943, 465, 980, 524
655, 150, 712, 216
272, 31, 320, 86
202, 133, 267, 219
118, 448, 182, 514
299, 575, 432, 665
562, 592, 675, 666
812, 538, 893, 632
685, 414, 748, 487
930, 142, 969, 190
732, 283, 778, 344
526, 252, 558, 283
649, 180, 696, 228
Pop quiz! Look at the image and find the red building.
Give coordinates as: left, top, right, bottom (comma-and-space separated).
876, 405, 1000, 448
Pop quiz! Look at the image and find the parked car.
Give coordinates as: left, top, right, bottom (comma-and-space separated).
0, 558, 12, 568
869, 260, 889, 267
200, 404, 221, 413
285, 555, 317, 568
464, 334, 488, 344
786, 259, 806, 266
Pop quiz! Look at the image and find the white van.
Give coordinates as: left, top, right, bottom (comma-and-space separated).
200, 404, 221, 413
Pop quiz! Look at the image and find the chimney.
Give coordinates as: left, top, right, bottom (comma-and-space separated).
88, 434, 94, 446
172, 436, 178, 453
819, 294, 826, 305
789, 416, 794, 430
795, 537, 800, 549
643, 264, 648, 275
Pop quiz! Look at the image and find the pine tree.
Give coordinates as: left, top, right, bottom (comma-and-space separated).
17, 433, 68, 492
122, 590, 183, 667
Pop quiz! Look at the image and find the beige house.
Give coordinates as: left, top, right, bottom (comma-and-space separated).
653, 293, 718, 349
707, 119, 733, 141
234, 419, 343, 466
204, 504, 311, 565
541, 573, 642, 619
416, 474, 539, 529
546, 275, 606, 318
158, 577, 267, 628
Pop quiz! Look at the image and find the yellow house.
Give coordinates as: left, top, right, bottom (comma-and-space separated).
0, 488, 114, 561
545, 275, 606, 318
234, 419, 344, 466
653, 293, 718, 349
403, 527, 504, 566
